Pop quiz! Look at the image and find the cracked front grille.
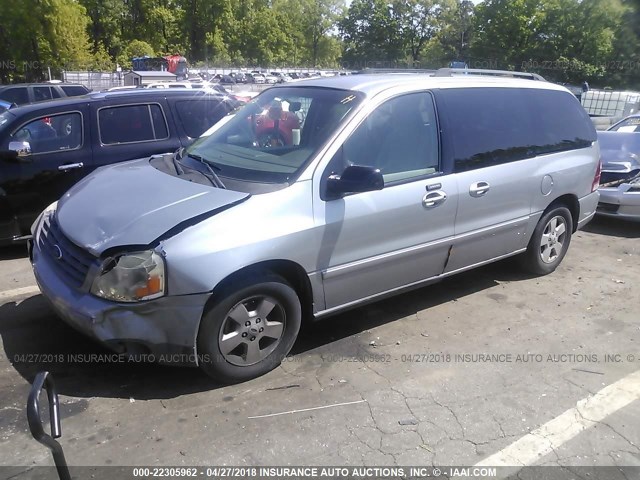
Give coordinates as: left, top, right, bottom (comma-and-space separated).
38, 215, 95, 288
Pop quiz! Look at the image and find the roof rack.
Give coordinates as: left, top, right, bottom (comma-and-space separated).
434, 68, 546, 81
354, 68, 436, 75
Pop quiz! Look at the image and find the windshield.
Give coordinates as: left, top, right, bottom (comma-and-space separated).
609, 116, 640, 132
598, 131, 640, 161
186, 87, 364, 183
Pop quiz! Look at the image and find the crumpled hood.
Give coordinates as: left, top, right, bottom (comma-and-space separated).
56, 158, 249, 255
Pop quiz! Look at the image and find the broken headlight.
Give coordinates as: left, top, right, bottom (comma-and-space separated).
628, 178, 640, 190
91, 250, 165, 302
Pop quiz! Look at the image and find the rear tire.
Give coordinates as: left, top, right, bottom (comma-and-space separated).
197, 273, 301, 384
520, 206, 572, 275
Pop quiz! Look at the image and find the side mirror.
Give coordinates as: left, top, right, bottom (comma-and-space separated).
9, 140, 32, 157
326, 165, 384, 200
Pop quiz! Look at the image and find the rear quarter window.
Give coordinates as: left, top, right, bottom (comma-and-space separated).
439, 87, 597, 172
61, 86, 90, 96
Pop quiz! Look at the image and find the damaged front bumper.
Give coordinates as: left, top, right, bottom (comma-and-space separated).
597, 178, 640, 220
31, 242, 211, 366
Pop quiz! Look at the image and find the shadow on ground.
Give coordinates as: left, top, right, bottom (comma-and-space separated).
0, 243, 29, 261
0, 258, 529, 401
582, 216, 640, 238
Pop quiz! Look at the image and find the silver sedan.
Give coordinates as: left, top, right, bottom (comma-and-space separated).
597, 131, 640, 220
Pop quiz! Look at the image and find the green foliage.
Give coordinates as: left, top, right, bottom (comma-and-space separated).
0, 0, 94, 81
340, 0, 405, 67
2, 0, 640, 90
117, 40, 157, 70
471, 0, 631, 86
437, 0, 474, 64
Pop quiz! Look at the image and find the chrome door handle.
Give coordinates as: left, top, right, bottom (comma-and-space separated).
58, 162, 84, 172
422, 191, 447, 208
469, 181, 490, 197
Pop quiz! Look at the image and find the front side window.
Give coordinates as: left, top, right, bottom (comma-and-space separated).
99, 104, 169, 144
187, 87, 364, 183
11, 112, 83, 154
340, 92, 439, 184
440, 88, 597, 172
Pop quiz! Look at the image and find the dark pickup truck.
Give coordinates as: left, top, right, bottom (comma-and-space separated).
0, 88, 240, 244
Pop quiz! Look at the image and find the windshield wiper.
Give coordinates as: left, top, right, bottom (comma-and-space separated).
187, 153, 226, 189
172, 148, 186, 174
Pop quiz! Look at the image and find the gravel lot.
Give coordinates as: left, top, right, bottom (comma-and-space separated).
0, 216, 638, 479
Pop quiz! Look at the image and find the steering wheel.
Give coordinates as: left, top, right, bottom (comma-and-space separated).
257, 129, 286, 148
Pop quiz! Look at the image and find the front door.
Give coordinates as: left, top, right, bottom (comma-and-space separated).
0, 108, 89, 241
314, 92, 458, 311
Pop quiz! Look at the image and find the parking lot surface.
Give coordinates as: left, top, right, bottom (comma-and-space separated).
0, 217, 638, 478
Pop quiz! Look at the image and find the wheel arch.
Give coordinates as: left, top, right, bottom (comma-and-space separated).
205, 259, 314, 323
545, 193, 580, 232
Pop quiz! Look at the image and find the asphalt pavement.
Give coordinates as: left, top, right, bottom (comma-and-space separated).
0, 216, 638, 479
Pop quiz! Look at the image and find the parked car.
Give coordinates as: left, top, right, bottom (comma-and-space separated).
0, 89, 240, 244
263, 74, 278, 84
229, 72, 247, 84
219, 75, 236, 84
105, 86, 143, 92
607, 113, 640, 133
596, 130, 640, 219
269, 72, 291, 83
0, 83, 90, 105
146, 82, 194, 89
29, 71, 600, 384
247, 72, 266, 84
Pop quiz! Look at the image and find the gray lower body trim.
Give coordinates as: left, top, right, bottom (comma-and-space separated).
314, 248, 526, 318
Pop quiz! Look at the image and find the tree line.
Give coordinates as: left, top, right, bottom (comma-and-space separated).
0, 0, 639, 88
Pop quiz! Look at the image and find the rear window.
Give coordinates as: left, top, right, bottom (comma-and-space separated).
439, 88, 597, 172
61, 85, 89, 96
0, 87, 29, 105
175, 99, 230, 138
98, 103, 169, 144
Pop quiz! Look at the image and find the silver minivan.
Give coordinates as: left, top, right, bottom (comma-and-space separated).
30, 72, 601, 383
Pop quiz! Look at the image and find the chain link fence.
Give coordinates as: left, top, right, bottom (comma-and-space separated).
62, 71, 124, 91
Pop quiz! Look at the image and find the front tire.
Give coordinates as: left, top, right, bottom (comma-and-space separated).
197, 273, 301, 384
520, 206, 573, 275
